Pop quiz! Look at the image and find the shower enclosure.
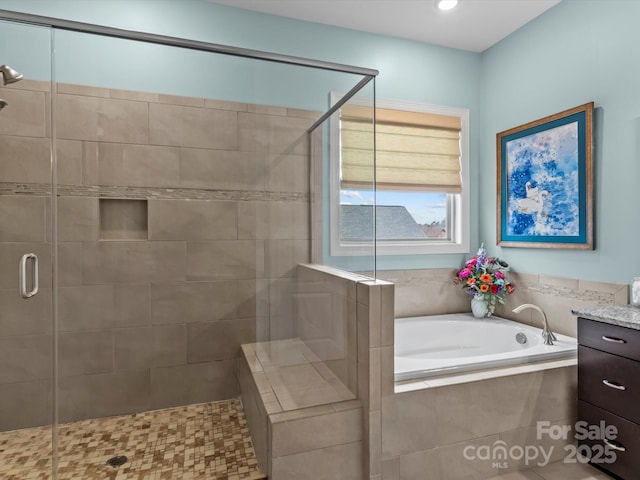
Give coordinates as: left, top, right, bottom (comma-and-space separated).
0, 10, 376, 478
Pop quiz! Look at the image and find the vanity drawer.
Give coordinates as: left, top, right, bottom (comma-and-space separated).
578, 318, 640, 361
578, 345, 640, 424
578, 400, 640, 480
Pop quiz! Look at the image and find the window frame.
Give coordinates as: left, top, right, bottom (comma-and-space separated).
329, 94, 470, 256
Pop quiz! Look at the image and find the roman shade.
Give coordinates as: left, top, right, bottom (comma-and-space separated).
340, 105, 462, 192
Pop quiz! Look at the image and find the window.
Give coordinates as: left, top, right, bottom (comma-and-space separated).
330, 96, 470, 255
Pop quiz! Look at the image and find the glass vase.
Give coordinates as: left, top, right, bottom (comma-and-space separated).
471, 294, 490, 318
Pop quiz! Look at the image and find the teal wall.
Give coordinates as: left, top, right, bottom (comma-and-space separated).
0, 2, 364, 111
0, 0, 479, 111
480, 0, 639, 283
4, 0, 636, 283
0, 0, 481, 272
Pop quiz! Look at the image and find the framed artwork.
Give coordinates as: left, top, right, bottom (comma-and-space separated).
496, 102, 594, 249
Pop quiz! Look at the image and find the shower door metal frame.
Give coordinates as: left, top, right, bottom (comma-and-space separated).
0, 9, 378, 163
0, 9, 378, 77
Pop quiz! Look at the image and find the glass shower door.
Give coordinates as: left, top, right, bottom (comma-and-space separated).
50, 27, 320, 479
0, 6, 376, 477
0, 19, 55, 479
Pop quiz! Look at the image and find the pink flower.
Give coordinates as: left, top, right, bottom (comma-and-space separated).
466, 258, 477, 267
495, 270, 505, 280
458, 268, 471, 278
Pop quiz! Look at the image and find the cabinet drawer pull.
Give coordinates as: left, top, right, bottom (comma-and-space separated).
602, 379, 626, 391
602, 335, 626, 344
604, 438, 626, 452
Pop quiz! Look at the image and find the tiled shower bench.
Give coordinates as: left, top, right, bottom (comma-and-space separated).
239, 338, 364, 480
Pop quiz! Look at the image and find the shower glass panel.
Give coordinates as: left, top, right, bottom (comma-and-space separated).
48, 25, 374, 477
298, 82, 375, 406
312, 85, 376, 275
0, 19, 55, 478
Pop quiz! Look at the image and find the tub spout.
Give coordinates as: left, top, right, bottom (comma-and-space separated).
512, 303, 557, 345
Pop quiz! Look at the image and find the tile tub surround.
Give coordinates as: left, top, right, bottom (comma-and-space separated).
381, 365, 578, 480
378, 269, 629, 338
486, 460, 613, 479
239, 340, 363, 480
0, 79, 320, 429
367, 268, 606, 480
0, 399, 265, 480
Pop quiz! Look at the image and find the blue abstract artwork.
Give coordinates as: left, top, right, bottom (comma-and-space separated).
498, 102, 592, 248
505, 121, 579, 237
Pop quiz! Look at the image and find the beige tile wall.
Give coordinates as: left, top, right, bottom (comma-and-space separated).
294, 264, 368, 393
0, 79, 319, 429
0, 80, 54, 432
358, 278, 395, 479
294, 265, 394, 479
380, 366, 577, 480
378, 269, 629, 337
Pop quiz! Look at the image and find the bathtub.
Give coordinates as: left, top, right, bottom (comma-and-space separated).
394, 313, 577, 381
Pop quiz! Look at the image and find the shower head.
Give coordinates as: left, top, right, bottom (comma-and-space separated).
0, 99, 7, 110
0, 65, 23, 85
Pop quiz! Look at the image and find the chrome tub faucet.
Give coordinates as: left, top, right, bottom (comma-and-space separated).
512, 303, 557, 345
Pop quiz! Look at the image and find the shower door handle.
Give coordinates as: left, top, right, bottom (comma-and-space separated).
19, 253, 39, 299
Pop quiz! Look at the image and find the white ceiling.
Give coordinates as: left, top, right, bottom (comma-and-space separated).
206, 0, 561, 52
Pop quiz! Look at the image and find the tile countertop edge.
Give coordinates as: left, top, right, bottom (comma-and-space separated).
572, 304, 640, 330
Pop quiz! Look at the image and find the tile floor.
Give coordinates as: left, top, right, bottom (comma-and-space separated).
489, 460, 614, 479
0, 395, 615, 480
0, 399, 266, 480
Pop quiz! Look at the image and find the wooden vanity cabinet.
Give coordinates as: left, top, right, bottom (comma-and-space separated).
578, 317, 640, 479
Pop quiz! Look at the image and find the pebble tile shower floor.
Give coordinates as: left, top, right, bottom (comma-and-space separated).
0, 399, 266, 480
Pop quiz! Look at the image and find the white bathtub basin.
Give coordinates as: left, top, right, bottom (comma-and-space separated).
394, 313, 577, 381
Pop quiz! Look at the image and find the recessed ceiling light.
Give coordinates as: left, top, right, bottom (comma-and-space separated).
436, 0, 459, 11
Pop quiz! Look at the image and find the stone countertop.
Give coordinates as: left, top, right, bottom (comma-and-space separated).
572, 304, 640, 331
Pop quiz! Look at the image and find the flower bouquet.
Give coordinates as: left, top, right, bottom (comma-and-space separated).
454, 244, 514, 317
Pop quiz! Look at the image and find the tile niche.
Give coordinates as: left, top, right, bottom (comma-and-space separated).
99, 198, 148, 240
